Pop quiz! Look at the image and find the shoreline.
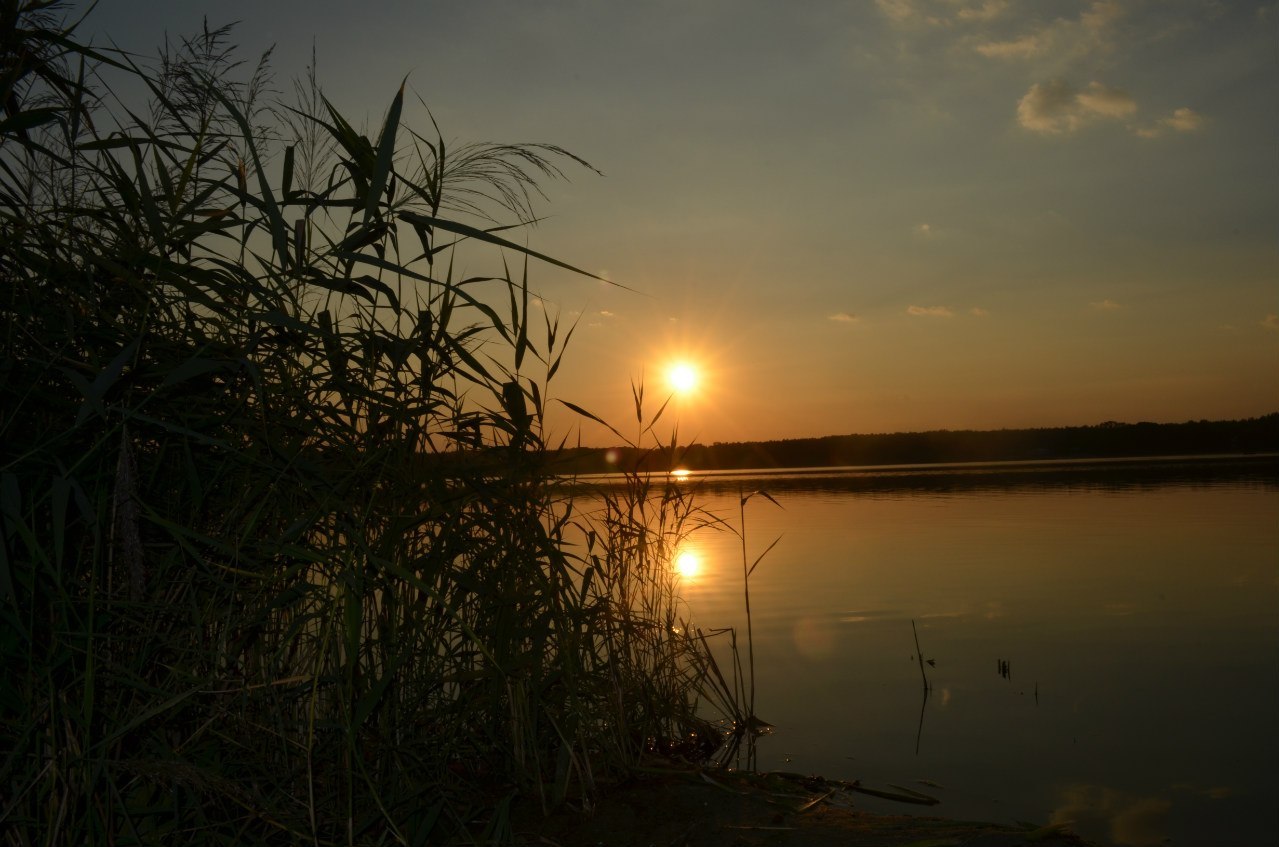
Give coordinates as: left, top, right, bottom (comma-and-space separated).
551, 450, 1279, 494
518, 766, 1098, 846
548, 414, 1279, 476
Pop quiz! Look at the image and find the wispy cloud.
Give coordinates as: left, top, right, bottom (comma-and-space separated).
1018, 80, 1135, 134
907, 305, 953, 317
972, 0, 1121, 63
829, 312, 860, 323
876, 0, 1009, 27
1090, 299, 1122, 311
1164, 107, 1203, 132
961, 1, 1214, 146
597, 309, 615, 318
1076, 83, 1137, 118
874, 0, 922, 24
976, 33, 1045, 59
1262, 314, 1279, 331
1135, 107, 1204, 138
969, 306, 989, 317
915, 222, 933, 237
1080, 0, 1122, 32
956, 0, 1009, 22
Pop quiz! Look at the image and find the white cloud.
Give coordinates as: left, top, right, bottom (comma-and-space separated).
907, 305, 953, 317
956, 0, 1009, 22
1156, 107, 1203, 133
1080, 0, 1122, 32
972, 1, 1121, 64
1140, 108, 1207, 139
1090, 299, 1122, 311
1262, 314, 1279, 331
1135, 107, 1204, 138
876, 0, 1004, 27
916, 222, 933, 236
969, 306, 989, 316
1017, 80, 1135, 134
1017, 81, 1083, 133
975, 33, 1045, 58
1164, 107, 1203, 131
1076, 82, 1137, 118
875, 0, 920, 24
598, 309, 615, 317
829, 312, 860, 323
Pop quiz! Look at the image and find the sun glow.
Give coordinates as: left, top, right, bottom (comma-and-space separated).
673, 549, 702, 580
666, 361, 699, 395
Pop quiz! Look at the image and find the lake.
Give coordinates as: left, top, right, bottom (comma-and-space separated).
591, 455, 1279, 847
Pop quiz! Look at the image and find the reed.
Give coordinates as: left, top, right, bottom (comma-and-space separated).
0, 6, 730, 844
695, 487, 781, 771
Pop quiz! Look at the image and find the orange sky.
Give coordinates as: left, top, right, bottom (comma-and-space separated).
87, 1, 1279, 445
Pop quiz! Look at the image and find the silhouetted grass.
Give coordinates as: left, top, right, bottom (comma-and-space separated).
0, 6, 729, 843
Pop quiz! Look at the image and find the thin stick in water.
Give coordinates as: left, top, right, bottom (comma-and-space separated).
911, 620, 929, 692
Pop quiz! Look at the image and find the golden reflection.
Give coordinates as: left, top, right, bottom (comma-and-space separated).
670, 468, 691, 479
673, 548, 702, 580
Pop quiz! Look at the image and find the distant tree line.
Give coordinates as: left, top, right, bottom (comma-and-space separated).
550, 413, 1279, 474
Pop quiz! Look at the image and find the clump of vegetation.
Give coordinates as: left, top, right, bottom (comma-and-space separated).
0, 5, 729, 843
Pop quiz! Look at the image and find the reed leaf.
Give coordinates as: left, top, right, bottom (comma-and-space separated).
0, 9, 736, 845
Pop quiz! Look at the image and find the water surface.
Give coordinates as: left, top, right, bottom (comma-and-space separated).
636, 457, 1278, 847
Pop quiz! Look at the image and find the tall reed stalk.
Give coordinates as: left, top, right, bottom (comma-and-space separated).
0, 6, 730, 844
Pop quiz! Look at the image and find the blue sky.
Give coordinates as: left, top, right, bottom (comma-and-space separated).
78, 0, 1278, 443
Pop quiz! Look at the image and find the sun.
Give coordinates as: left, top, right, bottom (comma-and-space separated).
666, 361, 699, 395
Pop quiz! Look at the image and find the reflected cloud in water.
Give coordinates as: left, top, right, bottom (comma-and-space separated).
1050, 782, 1241, 847
1052, 784, 1171, 846
791, 615, 837, 660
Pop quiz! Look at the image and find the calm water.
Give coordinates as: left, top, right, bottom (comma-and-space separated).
614, 457, 1279, 847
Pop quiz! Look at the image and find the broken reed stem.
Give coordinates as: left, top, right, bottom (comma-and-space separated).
911, 619, 929, 692
740, 488, 756, 720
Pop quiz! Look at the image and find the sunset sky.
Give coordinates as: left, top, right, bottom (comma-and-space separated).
82, 1, 1278, 445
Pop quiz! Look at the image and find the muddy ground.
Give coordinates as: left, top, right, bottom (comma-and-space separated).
515, 768, 1095, 847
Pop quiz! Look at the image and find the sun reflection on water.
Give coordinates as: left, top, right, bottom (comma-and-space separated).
673, 548, 702, 580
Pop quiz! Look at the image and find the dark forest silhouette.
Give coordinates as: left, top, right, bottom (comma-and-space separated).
551, 413, 1279, 474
